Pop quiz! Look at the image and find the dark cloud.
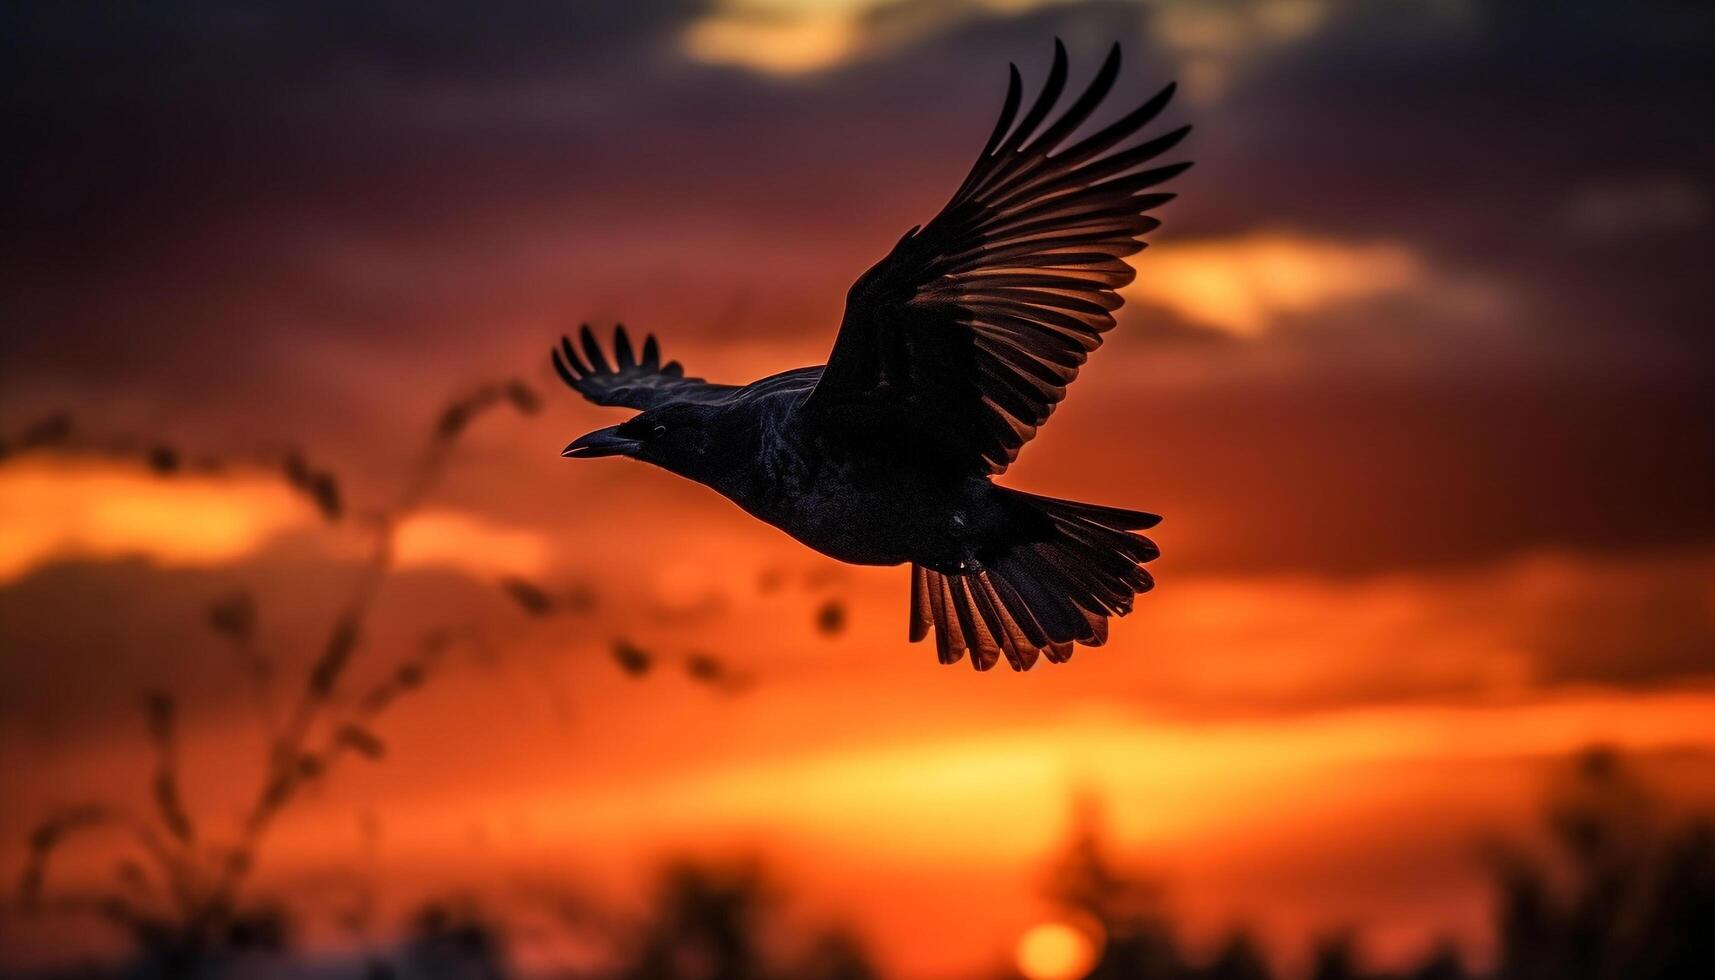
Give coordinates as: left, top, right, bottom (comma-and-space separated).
0, 1, 1171, 390
1190, 0, 1715, 352
1031, 356, 1715, 576
1526, 554, 1715, 688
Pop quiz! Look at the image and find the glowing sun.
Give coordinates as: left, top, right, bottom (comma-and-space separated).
1015, 920, 1101, 980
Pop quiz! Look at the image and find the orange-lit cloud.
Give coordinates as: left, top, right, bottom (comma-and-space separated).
1151, 0, 1331, 100
0, 459, 304, 583
684, 2, 864, 76
682, 0, 1108, 76
682, 0, 1334, 94
394, 509, 552, 578
0, 460, 553, 584
1124, 231, 1429, 337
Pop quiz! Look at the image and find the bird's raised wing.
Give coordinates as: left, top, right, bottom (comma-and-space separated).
803, 41, 1190, 474
552, 324, 738, 411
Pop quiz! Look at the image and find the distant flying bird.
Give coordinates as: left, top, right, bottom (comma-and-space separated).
554, 41, 1189, 671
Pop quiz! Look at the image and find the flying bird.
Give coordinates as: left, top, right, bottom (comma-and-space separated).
554, 41, 1189, 671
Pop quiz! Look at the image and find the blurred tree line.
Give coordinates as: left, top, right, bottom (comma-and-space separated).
1006, 747, 1714, 980
13, 746, 1711, 979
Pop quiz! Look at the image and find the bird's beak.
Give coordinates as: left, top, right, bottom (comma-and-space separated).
562, 425, 641, 459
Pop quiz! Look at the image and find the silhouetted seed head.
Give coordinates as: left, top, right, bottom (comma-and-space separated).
357, 649, 435, 717
309, 473, 342, 521
21, 806, 110, 907
142, 691, 174, 745
436, 402, 472, 440
815, 599, 847, 637
499, 577, 555, 616
357, 688, 393, 715
140, 691, 195, 843
146, 444, 181, 474
310, 616, 362, 697
337, 725, 387, 761
152, 771, 194, 844
684, 654, 756, 694
208, 591, 258, 642
685, 653, 724, 682
282, 450, 343, 521
504, 380, 542, 415
395, 661, 426, 690
612, 639, 652, 676
18, 412, 72, 448
284, 450, 311, 485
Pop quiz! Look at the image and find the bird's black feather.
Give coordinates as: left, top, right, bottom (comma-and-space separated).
806, 40, 1190, 476
553, 324, 739, 410
552, 43, 1183, 670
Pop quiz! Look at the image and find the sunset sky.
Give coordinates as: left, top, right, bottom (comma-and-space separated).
3, 1, 1713, 976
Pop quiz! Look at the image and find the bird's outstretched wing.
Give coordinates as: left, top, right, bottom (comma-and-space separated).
552, 324, 738, 411
803, 41, 1190, 474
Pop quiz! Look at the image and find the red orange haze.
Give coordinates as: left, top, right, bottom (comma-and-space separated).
3, 2, 1713, 978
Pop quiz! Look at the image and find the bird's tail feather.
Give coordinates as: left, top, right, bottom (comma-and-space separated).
910, 491, 1159, 671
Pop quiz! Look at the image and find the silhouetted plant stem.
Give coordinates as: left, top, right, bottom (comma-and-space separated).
208, 383, 533, 937
15, 379, 550, 970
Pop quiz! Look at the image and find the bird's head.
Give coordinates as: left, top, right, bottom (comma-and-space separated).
562, 404, 717, 478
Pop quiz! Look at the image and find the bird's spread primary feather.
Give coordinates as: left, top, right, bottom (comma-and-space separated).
553, 41, 1189, 671
806, 39, 1189, 475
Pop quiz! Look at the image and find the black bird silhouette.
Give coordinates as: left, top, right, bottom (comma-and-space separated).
554, 42, 1188, 671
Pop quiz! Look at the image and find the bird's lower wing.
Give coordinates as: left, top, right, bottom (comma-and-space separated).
553, 324, 739, 411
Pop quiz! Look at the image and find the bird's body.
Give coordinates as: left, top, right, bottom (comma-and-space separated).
584, 365, 1019, 571
555, 41, 1188, 670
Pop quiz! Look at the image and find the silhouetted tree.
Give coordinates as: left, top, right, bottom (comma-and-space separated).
1487, 746, 1715, 980
1405, 941, 1469, 980
1307, 932, 1360, 980
615, 861, 775, 980
1044, 797, 1188, 980
608, 860, 878, 980
397, 899, 511, 980
1199, 931, 1271, 980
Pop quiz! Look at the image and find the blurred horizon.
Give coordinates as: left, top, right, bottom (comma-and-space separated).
3, 1, 1713, 977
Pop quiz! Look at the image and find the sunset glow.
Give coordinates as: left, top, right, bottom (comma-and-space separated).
4, 3, 1713, 978
1123, 231, 1427, 337
1016, 921, 1101, 980
0, 460, 304, 583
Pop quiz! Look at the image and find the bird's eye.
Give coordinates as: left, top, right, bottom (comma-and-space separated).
652, 424, 668, 439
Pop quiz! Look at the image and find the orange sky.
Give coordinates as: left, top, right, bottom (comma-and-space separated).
4, 449, 1713, 975
3, 2, 1714, 977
